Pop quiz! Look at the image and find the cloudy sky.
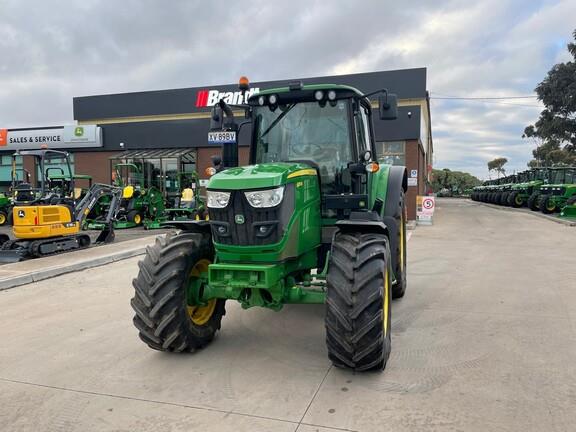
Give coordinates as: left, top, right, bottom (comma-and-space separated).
1, 0, 574, 179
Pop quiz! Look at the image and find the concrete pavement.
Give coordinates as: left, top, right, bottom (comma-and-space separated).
1, 198, 575, 431
0, 234, 163, 291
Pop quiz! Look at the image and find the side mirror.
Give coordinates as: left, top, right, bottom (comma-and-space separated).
378, 93, 398, 120
210, 105, 224, 131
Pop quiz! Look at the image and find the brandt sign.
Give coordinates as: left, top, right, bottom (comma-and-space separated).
195, 88, 260, 107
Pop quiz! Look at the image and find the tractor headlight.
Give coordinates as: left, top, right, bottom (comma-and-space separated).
207, 191, 231, 208
244, 186, 285, 208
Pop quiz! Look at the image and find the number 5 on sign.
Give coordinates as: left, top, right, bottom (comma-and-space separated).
422, 197, 435, 214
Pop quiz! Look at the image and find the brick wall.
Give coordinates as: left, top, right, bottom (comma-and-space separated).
74, 151, 117, 184
404, 139, 426, 220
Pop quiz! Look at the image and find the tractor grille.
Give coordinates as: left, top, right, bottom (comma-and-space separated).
209, 185, 294, 246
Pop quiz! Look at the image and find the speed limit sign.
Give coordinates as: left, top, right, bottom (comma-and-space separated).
422, 197, 435, 211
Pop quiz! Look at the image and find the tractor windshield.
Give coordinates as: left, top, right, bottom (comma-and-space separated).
253, 101, 352, 192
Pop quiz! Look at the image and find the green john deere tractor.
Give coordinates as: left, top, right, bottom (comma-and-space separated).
90, 163, 165, 229
0, 193, 11, 226
130, 80, 408, 371
537, 167, 576, 214
507, 168, 548, 208
560, 195, 576, 219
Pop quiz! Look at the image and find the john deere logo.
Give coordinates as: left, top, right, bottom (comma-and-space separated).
74, 127, 84, 137
235, 214, 245, 224
18, 210, 25, 218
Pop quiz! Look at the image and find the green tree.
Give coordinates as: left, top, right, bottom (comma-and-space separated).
523, 29, 576, 167
431, 168, 481, 195
487, 157, 508, 178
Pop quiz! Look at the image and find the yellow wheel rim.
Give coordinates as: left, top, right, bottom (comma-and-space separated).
134, 214, 141, 224
187, 300, 217, 325
0, 214, 5, 225
383, 267, 390, 336
400, 213, 405, 270
186, 259, 216, 326
546, 202, 555, 211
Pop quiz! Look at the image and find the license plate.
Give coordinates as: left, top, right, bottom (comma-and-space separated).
208, 131, 236, 144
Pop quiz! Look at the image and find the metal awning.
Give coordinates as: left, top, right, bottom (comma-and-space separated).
110, 148, 195, 162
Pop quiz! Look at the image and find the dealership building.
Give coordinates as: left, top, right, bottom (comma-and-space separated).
0, 68, 433, 219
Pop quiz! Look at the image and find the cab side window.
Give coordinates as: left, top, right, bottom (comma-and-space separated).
354, 104, 372, 159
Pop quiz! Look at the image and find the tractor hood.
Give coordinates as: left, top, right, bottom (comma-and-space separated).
207, 162, 314, 190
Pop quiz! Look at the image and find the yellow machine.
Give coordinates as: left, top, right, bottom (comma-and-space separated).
0, 149, 122, 262
12, 205, 80, 239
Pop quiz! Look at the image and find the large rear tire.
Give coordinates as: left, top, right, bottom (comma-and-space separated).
131, 232, 226, 352
325, 232, 392, 371
527, 192, 540, 211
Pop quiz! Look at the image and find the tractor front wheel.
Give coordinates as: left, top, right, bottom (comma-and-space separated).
325, 232, 392, 371
127, 210, 143, 225
131, 232, 226, 352
0, 211, 7, 226
539, 195, 557, 214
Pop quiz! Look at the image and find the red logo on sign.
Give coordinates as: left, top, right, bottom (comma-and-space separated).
0, 129, 7, 147
196, 90, 209, 107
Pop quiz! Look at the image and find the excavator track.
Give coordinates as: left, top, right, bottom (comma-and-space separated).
0, 234, 92, 262
29, 234, 91, 258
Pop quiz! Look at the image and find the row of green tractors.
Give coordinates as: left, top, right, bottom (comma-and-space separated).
470, 167, 576, 219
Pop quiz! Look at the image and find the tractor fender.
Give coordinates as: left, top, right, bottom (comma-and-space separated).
160, 220, 211, 234
335, 211, 389, 237
382, 166, 406, 280
383, 166, 408, 218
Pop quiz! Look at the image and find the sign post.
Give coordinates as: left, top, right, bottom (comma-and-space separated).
417, 196, 435, 225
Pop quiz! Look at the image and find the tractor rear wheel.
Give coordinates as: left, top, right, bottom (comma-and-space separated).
527, 192, 540, 211
509, 191, 524, 208
131, 232, 226, 352
325, 232, 392, 371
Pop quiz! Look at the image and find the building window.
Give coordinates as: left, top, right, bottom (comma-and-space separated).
376, 141, 406, 166
0, 155, 24, 191
36, 154, 74, 178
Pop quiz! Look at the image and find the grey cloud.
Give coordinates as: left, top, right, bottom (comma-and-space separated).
1, 0, 575, 179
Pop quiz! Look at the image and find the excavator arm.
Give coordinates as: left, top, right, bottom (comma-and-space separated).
75, 184, 122, 244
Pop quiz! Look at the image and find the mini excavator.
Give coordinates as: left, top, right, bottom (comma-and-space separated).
0, 149, 122, 262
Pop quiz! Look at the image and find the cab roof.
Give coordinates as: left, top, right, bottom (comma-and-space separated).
249, 83, 367, 104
